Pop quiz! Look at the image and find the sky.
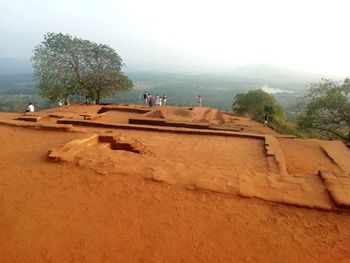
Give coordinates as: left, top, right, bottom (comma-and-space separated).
0, 0, 349, 76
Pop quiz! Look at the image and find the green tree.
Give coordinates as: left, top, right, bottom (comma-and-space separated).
32, 32, 133, 104
298, 78, 350, 142
232, 89, 285, 123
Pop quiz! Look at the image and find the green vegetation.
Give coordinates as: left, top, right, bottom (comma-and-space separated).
232, 89, 303, 136
298, 78, 350, 142
1, 72, 305, 112
0, 74, 50, 112
32, 32, 133, 104
3, 55, 349, 143
233, 89, 285, 122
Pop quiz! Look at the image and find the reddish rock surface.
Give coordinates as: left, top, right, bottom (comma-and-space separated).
1, 104, 350, 262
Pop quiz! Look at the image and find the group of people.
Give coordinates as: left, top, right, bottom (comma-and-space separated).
143, 92, 203, 108
23, 96, 271, 129
144, 92, 167, 107
24, 93, 201, 113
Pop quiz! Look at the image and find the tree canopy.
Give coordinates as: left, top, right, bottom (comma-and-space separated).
32, 32, 133, 104
232, 89, 285, 123
298, 78, 350, 142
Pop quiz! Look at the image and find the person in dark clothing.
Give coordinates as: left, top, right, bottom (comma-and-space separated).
148, 94, 153, 107
143, 92, 148, 104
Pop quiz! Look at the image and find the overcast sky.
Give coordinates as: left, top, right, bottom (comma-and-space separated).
0, 0, 349, 76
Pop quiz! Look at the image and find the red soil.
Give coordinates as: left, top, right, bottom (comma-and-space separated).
278, 138, 343, 174
0, 105, 350, 262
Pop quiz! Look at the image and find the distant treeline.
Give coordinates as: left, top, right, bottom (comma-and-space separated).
108, 72, 307, 119
0, 72, 307, 116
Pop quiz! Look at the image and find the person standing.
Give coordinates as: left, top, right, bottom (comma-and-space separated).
197, 95, 202, 107
162, 94, 167, 106
148, 94, 153, 107
264, 115, 268, 125
143, 92, 148, 105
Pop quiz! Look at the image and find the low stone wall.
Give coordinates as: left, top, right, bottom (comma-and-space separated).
319, 171, 350, 209
57, 118, 266, 139
17, 116, 42, 122
98, 106, 150, 114
0, 118, 74, 132
264, 135, 288, 175
128, 118, 210, 129
129, 118, 166, 126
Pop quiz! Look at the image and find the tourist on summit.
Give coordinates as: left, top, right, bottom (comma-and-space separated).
25, 102, 34, 113
264, 115, 268, 125
162, 94, 167, 106
197, 95, 202, 107
143, 92, 148, 105
148, 94, 153, 107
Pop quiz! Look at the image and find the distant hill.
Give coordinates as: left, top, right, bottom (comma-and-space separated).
229, 64, 321, 82
0, 57, 321, 83
0, 58, 32, 75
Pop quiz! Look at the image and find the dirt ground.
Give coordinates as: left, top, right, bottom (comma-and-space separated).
278, 138, 343, 174
0, 105, 350, 263
0, 125, 350, 262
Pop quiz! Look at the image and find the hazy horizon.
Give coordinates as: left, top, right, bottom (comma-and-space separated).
1, 0, 349, 78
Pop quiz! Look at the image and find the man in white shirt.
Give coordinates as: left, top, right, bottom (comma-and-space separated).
25, 102, 35, 113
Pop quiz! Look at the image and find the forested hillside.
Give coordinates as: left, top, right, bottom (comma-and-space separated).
0, 68, 311, 116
